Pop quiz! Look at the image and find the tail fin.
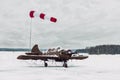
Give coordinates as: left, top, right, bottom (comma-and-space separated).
31, 44, 43, 55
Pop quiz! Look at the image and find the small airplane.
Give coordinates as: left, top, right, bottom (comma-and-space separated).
17, 44, 88, 68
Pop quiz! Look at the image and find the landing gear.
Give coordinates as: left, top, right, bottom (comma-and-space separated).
43, 61, 68, 67
63, 61, 68, 68
44, 61, 48, 67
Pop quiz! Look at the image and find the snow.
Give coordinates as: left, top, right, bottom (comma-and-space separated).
0, 52, 120, 80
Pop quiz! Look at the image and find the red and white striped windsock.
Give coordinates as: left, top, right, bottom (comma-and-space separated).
29, 10, 57, 23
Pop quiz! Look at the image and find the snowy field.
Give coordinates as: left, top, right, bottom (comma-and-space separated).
0, 52, 120, 80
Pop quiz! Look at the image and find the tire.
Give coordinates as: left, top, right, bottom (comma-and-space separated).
63, 62, 68, 68
44, 63, 48, 67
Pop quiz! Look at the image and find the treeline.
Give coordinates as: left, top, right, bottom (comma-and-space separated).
0, 48, 30, 52
76, 45, 120, 54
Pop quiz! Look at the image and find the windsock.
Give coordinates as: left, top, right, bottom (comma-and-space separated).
29, 10, 57, 23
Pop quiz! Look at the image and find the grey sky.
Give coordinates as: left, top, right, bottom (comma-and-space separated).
0, 0, 120, 49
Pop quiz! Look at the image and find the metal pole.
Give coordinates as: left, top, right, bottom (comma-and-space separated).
29, 19, 32, 52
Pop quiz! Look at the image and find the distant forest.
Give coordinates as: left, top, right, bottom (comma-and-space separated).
76, 45, 120, 54
0, 48, 30, 52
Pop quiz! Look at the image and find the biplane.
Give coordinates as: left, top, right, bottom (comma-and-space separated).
17, 44, 88, 67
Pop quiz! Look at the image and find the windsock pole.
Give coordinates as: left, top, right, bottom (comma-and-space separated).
29, 11, 35, 51
29, 19, 32, 51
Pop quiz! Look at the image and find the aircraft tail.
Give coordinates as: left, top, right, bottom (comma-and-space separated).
26, 44, 43, 55
31, 44, 43, 54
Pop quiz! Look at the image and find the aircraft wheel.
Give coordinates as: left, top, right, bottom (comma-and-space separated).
63, 62, 68, 68
44, 62, 48, 67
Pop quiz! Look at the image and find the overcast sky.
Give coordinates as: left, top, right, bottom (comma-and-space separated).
0, 0, 120, 49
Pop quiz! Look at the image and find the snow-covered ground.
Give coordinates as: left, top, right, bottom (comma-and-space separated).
0, 52, 120, 80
